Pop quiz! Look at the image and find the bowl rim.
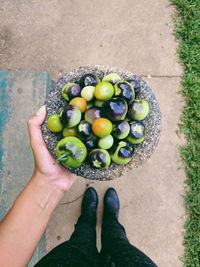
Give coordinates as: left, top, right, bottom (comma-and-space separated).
42, 65, 161, 181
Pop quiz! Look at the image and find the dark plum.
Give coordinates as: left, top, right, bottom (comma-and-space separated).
114, 81, 135, 104
101, 97, 128, 121
110, 141, 134, 164
79, 73, 100, 87
62, 83, 81, 101
127, 121, 145, 144
85, 137, 98, 150
60, 105, 81, 128
127, 80, 140, 96
112, 120, 130, 139
89, 149, 111, 168
77, 121, 92, 140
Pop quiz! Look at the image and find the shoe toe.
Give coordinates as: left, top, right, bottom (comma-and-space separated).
104, 188, 120, 217
82, 187, 98, 211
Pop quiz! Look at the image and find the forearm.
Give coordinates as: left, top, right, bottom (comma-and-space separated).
0, 174, 65, 267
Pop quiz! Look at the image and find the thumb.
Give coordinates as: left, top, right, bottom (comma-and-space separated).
27, 105, 52, 159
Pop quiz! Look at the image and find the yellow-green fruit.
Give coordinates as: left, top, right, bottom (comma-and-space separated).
127, 136, 144, 144
81, 86, 95, 101
128, 100, 150, 121
98, 135, 114, 149
94, 82, 114, 100
95, 100, 104, 107
47, 114, 63, 133
63, 127, 77, 137
102, 73, 122, 85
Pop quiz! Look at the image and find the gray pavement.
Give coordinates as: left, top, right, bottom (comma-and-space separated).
0, 1, 185, 266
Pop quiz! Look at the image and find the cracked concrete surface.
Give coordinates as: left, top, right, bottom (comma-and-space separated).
0, 0, 185, 266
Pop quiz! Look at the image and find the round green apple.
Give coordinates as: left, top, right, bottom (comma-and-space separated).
128, 100, 150, 121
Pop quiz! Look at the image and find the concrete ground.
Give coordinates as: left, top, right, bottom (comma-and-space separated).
0, 0, 185, 266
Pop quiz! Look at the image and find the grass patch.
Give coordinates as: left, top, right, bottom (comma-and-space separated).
170, 1, 200, 266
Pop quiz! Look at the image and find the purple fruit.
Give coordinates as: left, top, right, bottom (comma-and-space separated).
60, 105, 81, 128
77, 121, 92, 140
127, 121, 145, 144
62, 83, 81, 100
101, 97, 128, 121
84, 107, 101, 124
127, 80, 140, 96
112, 120, 130, 139
114, 81, 135, 104
89, 149, 111, 168
85, 138, 98, 150
79, 73, 100, 87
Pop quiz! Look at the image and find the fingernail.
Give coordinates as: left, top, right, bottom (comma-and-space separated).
35, 105, 46, 116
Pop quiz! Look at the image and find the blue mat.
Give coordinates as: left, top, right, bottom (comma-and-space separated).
0, 71, 52, 266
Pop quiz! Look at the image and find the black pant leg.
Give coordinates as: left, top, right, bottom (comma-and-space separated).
35, 215, 99, 267
100, 218, 158, 267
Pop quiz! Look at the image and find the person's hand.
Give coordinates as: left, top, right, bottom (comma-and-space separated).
27, 105, 76, 193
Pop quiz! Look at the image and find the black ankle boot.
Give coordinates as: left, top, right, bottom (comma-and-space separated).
80, 187, 98, 226
102, 188, 127, 243
103, 188, 120, 221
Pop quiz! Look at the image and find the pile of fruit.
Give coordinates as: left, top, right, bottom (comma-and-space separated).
47, 73, 150, 169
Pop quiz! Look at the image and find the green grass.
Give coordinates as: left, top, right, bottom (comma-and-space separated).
170, 1, 200, 266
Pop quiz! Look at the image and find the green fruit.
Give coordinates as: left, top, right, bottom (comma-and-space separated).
81, 86, 95, 101
60, 105, 81, 128
89, 149, 111, 168
63, 127, 77, 137
127, 136, 144, 144
94, 81, 114, 100
95, 99, 104, 107
47, 114, 63, 133
87, 102, 94, 110
56, 137, 87, 168
98, 135, 114, 149
102, 73, 122, 85
110, 141, 134, 165
128, 100, 150, 121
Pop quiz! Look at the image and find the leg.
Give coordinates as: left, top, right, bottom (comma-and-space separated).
35, 188, 99, 267
100, 188, 158, 267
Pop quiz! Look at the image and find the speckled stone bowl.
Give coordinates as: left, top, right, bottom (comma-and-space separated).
42, 66, 161, 181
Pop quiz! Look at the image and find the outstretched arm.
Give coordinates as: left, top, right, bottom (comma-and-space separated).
0, 106, 76, 267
